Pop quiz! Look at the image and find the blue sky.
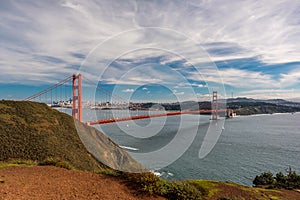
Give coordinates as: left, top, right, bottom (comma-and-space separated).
0, 0, 300, 102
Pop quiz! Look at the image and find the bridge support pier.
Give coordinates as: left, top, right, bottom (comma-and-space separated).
72, 74, 82, 122
212, 91, 218, 120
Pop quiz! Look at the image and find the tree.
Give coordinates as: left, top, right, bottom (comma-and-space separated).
255, 168, 300, 189
275, 172, 287, 188
286, 170, 300, 189
253, 172, 274, 186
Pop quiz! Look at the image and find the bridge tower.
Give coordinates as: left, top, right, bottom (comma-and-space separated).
212, 91, 218, 120
72, 74, 82, 122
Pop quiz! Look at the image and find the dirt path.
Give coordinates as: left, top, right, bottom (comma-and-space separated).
0, 166, 165, 200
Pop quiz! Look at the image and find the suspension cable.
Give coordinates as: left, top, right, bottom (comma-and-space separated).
24, 75, 73, 101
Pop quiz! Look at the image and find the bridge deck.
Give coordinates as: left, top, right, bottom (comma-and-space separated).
86, 109, 228, 125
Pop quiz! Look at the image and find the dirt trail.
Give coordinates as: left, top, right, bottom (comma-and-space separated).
0, 166, 165, 200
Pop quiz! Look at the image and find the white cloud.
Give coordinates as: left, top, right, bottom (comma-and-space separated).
197, 84, 206, 88
174, 82, 207, 89
187, 68, 278, 88
174, 91, 185, 95
189, 0, 300, 64
191, 83, 206, 88
122, 88, 134, 93
0, 0, 300, 102
195, 67, 300, 90
173, 89, 184, 95
239, 89, 300, 100
279, 70, 300, 87
196, 93, 212, 101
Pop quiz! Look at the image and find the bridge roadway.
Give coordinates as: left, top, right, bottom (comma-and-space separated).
85, 109, 228, 125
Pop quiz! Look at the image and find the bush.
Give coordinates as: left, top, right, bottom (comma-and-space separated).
95, 168, 121, 177
286, 170, 300, 189
254, 168, 300, 190
119, 172, 204, 199
6, 159, 37, 166
253, 172, 274, 186
166, 181, 203, 200
275, 171, 287, 188
39, 157, 74, 170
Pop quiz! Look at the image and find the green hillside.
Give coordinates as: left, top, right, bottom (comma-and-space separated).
0, 100, 142, 172
0, 100, 103, 171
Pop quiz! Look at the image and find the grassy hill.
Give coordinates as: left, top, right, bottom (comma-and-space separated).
227, 101, 300, 115
0, 100, 142, 172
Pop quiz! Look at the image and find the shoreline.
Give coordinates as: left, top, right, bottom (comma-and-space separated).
236, 111, 300, 118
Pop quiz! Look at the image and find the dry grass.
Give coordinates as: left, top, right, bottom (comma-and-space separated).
0, 100, 105, 172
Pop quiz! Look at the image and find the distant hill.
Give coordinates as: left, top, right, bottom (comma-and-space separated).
262, 99, 300, 107
137, 98, 300, 115
226, 98, 300, 115
226, 97, 256, 103
0, 100, 142, 172
227, 97, 300, 107
227, 101, 300, 115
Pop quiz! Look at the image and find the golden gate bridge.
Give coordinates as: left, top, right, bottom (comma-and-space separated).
24, 74, 234, 125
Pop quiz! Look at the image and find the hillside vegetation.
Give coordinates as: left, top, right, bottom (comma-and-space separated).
253, 168, 300, 190
227, 102, 300, 115
137, 100, 300, 116
0, 100, 142, 172
0, 100, 104, 171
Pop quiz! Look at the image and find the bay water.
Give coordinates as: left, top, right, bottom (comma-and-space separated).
60, 108, 300, 186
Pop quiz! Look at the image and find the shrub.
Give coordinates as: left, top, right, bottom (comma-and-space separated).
254, 168, 300, 190
253, 172, 274, 186
113, 172, 204, 200
286, 170, 300, 189
275, 171, 287, 188
6, 159, 37, 166
39, 157, 74, 170
166, 181, 203, 200
95, 168, 122, 177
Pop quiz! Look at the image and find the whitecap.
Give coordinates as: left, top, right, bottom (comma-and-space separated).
120, 145, 139, 151
151, 171, 162, 177
167, 172, 174, 176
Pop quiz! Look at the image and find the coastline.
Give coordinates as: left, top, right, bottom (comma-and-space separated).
235, 111, 300, 118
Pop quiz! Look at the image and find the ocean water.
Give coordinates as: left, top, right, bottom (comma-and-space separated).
59, 108, 300, 186
159, 112, 300, 186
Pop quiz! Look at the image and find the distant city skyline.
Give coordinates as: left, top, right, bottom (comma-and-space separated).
1, 1, 300, 102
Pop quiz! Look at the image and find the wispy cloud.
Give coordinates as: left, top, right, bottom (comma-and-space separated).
240, 89, 300, 100
174, 91, 185, 95
279, 69, 300, 87
0, 0, 300, 100
122, 88, 134, 93
187, 68, 277, 89
173, 89, 185, 96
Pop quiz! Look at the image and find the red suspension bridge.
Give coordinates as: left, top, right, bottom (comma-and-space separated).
24, 74, 234, 125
